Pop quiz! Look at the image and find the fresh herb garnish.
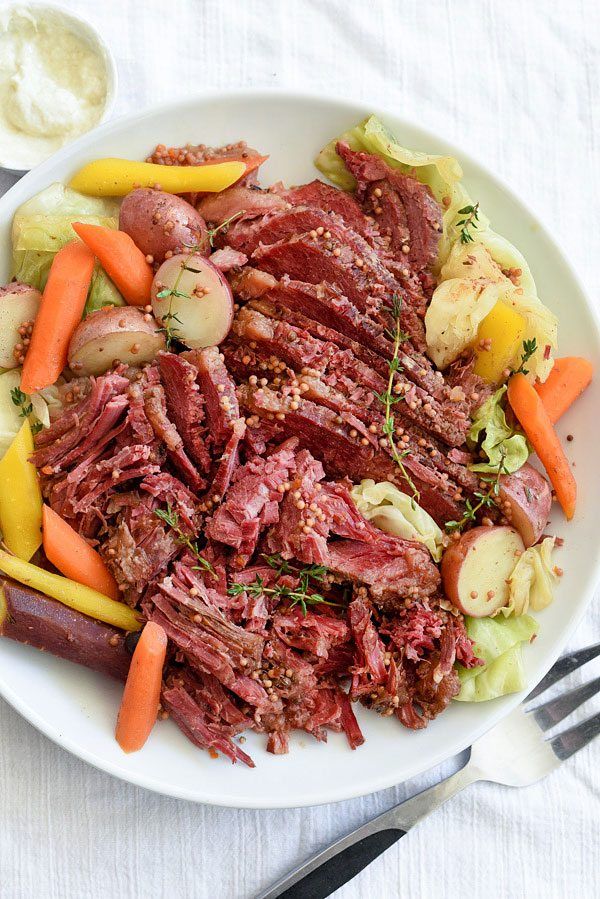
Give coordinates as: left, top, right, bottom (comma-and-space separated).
457, 203, 480, 244
376, 294, 419, 500
445, 454, 508, 533
207, 209, 246, 247
154, 503, 215, 576
228, 555, 338, 617
155, 243, 208, 349
10, 387, 42, 436
512, 338, 538, 376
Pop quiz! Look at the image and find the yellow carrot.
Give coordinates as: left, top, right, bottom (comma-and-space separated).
69, 157, 246, 197
0, 549, 141, 631
0, 421, 42, 561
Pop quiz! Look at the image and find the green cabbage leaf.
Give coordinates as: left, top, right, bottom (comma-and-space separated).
11, 183, 125, 311
455, 614, 538, 702
499, 537, 557, 617
468, 386, 529, 474
350, 479, 444, 561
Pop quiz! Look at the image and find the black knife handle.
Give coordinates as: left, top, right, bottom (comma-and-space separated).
276, 828, 406, 899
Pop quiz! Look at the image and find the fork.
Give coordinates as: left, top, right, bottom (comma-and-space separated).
258, 641, 600, 899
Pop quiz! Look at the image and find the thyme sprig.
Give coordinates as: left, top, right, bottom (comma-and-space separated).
155, 243, 207, 348
445, 455, 509, 533
10, 387, 42, 436
511, 338, 538, 376
228, 554, 338, 617
207, 209, 246, 247
376, 294, 419, 500
457, 203, 480, 244
154, 503, 215, 577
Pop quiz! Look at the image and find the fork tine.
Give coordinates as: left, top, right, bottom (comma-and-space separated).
550, 710, 600, 761
530, 675, 600, 731
526, 642, 600, 700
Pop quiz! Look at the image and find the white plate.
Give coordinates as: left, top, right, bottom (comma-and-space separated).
0, 90, 599, 809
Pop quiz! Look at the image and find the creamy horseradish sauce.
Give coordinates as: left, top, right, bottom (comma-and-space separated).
0, 6, 109, 169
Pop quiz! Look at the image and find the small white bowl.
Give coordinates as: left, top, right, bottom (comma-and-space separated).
0, 2, 118, 175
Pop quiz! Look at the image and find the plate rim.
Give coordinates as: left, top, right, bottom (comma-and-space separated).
1, 86, 599, 808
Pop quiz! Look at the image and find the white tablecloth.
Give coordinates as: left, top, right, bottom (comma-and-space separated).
1, 1, 599, 896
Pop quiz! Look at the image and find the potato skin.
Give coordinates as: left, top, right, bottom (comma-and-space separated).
0, 577, 131, 681
0, 282, 42, 369
68, 306, 166, 376
119, 189, 209, 263
441, 525, 524, 617
498, 463, 552, 547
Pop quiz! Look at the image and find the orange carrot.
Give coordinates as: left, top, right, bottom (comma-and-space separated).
20, 240, 95, 394
42, 505, 119, 600
116, 622, 167, 753
508, 373, 577, 520
534, 357, 593, 423
202, 154, 268, 181
72, 222, 153, 307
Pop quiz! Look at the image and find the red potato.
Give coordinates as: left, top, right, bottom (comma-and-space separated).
151, 253, 234, 349
0, 577, 131, 681
119, 189, 210, 264
441, 526, 525, 617
497, 463, 552, 548
68, 306, 166, 376
0, 283, 41, 369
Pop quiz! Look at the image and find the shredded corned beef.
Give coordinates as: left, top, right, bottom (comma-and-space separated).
31, 143, 489, 768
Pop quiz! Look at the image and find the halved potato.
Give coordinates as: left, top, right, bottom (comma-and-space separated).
68, 307, 166, 376
441, 525, 525, 616
151, 253, 234, 348
0, 283, 41, 369
498, 463, 552, 548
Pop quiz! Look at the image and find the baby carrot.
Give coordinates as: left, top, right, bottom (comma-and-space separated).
508, 373, 577, 519
20, 240, 95, 394
72, 222, 153, 307
42, 505, 119, 601
534, 357, 593, 423
116, 622, 168, 753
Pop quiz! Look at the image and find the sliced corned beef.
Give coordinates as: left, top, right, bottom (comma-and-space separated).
140, 471, 202, 532
102, 504, 179, 596
207, 417, 246, 504
327, 535, 440, 608
210, 247, 248, 271
187, 346, 242, 451
252, 232, 426, 349
284, 179, 375, 240
197, 185, 286, 225
205, 438, 298, 562
32, 371, 130, 469
143, 380, 206, 492
348, 595, 388, 697
157, 352, 212, 472
272, 605, 351, 659
228, 266, 278, 300
336, 141, 443, 271
266, 449, 330, 564
162, 672, 255, 767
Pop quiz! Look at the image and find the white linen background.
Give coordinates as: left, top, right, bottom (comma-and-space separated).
1, 0, 599, 896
